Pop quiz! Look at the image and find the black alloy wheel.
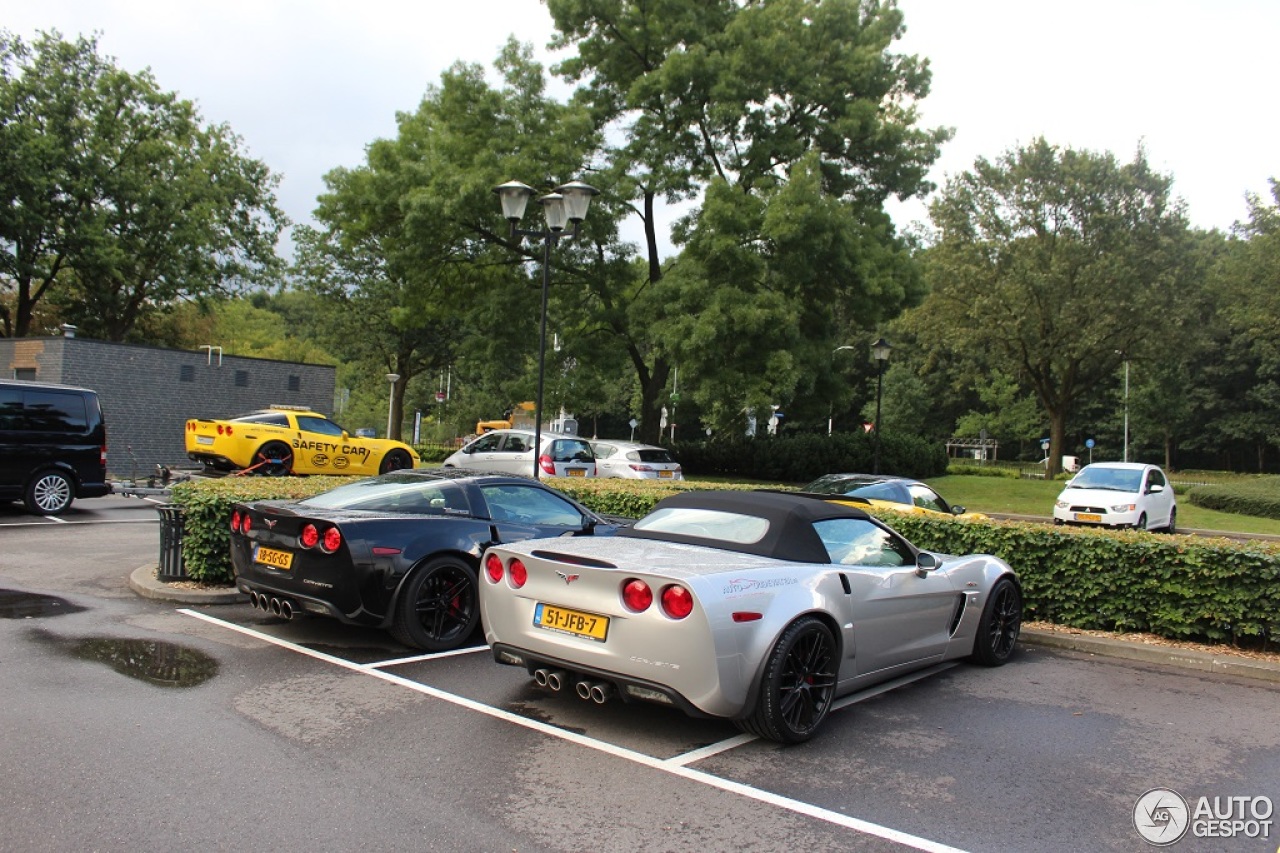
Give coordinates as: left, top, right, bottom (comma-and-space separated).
379, 449, 413, 474
736, 616, 837, 744
254, 442, 294, 476
971, 577, 1022, 666
390, 557, 480, 651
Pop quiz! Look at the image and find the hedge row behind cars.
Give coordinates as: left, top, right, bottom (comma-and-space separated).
170, 475, 1280, 649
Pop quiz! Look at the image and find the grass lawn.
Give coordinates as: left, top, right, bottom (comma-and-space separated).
924, 474, 1280, 536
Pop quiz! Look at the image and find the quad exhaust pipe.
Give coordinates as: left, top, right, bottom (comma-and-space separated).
575, 680, 614, 704
532, 669, 613, 704
248, 590, 295, 621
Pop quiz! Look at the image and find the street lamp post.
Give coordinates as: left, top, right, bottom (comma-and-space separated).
1116, 350, 1129, 462
494, 179, 598, 478
871, 338, 891, 473
829, 345, 855, 436
385, 373, 400, 439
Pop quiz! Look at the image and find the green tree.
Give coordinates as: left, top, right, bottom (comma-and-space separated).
922, 139, 1194, 476
0, 31, 285, 340
547, 0, 949, 440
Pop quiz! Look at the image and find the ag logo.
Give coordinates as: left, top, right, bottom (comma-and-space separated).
311, 453, 330, 467
1134, 788, 1190, 846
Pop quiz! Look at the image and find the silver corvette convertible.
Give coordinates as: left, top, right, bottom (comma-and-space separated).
481, 490, 1022, 743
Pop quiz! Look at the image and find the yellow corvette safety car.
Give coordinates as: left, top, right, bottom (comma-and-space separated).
185, 405, 419, 476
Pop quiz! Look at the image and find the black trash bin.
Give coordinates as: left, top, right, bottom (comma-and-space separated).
156, 504, 186, 580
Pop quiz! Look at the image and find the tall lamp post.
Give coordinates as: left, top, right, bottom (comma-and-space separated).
494, 179, 598, 478
829, 345, 855, 436
385, 373, 399, 439
871, 338, 891, 473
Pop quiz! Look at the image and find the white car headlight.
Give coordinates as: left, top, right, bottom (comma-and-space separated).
1111, 503, 1136, 513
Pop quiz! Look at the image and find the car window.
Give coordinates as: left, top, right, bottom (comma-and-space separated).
1147, 469, 1166, 490
233, 412, 290, 427
1073, 467, 1142, 492
814, 518, 912, 568
591, 444, 617, 459
301, 477, 469, 514
0, 390, 88, 432
296, 416, 345, 437
636, 448, 675, 464
548, 438, 594, 463
502, 435, 531, 454
479, 484, 585, 526
846, 481, 905, 504
633, 507, 770, 544
467, 433, 503, 453
907, 484, 948, 514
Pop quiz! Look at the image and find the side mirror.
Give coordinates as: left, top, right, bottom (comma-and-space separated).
916, 552, 939, 576
1148, 483, 1164, 494
951, 505, 967, 516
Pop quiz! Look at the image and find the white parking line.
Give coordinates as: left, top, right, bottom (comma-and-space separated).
361, 645, 489, 670
180, 609, 969, 853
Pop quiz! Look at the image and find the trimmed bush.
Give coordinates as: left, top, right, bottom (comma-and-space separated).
1189, 477, 1280, 521
168, 473, 1280, 648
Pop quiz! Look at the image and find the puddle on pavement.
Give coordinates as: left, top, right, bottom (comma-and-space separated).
30, 629, 218, 687
0, 589, 87, 619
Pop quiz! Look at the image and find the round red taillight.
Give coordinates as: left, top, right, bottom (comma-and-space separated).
321, 526, 342, 554
622, 579, 653, 612
241, 514, 252, 534
660, 585, 694, 619
230, 510, 242, 533
299, 523, 320, 549
216, 424, 224, 435
484, 553, 504, 583
509, 558, 528, 588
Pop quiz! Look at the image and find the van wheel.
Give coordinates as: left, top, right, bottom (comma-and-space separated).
25, 470, 75, 515
254, 442, 293, 476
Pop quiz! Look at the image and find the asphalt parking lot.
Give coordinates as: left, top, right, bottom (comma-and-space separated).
3, 497, 1278, 852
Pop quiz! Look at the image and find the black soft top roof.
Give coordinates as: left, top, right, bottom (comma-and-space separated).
618, 489, 870, 563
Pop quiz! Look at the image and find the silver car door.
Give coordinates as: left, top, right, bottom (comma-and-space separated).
816, 518, 958, 675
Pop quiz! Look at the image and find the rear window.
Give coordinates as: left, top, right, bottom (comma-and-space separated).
299, 475, 469, 514
635, 448, 675, 464
547, 439, 594, 463
633, 507, 769, 544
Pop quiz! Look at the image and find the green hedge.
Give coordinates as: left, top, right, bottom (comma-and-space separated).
880, 510, 1280, 645
673, 431, 948, 482
1189, 477, 1280, 521
169, 474, 1280, 648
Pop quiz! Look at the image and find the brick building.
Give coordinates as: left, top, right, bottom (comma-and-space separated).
0, 334, 336, 477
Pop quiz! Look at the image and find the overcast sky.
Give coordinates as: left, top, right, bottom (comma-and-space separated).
5, 0, 1277, 256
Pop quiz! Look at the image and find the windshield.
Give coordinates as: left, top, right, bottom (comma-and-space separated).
1069, 467, 1143, 493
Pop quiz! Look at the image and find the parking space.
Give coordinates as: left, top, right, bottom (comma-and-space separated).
0, 493, 166, 526
170, 601, 1280, 852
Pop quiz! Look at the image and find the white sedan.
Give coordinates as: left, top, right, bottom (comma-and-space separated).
1052, 462, 1177, 532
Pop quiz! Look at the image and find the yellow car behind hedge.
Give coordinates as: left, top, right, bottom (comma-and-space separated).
184, 405, 419, 476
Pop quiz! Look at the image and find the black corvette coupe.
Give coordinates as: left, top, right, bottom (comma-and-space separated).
229, 469, 622, 650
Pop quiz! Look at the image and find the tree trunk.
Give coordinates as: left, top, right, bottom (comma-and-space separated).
1046, 409, 1066, 478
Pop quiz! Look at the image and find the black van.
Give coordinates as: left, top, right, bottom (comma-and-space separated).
0, 379, 112, 514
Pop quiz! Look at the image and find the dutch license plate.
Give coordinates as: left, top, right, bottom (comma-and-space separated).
196, 435, 214, 445
567, 468, 587, 477
1075, 513, 1102, 523
534, 603, 609, 641
254, 545, 294, 570
658, 470, 673, 479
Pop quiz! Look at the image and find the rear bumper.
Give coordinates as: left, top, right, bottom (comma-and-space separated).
489, 642, 712, 719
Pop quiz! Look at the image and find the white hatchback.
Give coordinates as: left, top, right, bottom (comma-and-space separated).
589, 440, 683, 480
441, 429, 596, 479
1052, 462, 1176, 532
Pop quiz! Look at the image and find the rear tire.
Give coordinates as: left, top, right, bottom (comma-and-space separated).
970, 577, 1022, 666
379, 449, 413, 474
254, 441, 293, 476
735, 616, 837, 744
25, 470, 75, 515
389, 557, 479, 651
